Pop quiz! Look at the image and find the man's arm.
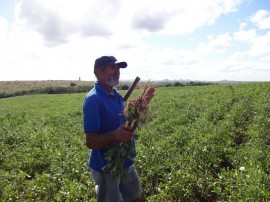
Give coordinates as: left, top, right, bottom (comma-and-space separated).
85, 125, 133, 149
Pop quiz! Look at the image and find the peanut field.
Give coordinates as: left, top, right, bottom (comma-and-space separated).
0, 82, 270, 201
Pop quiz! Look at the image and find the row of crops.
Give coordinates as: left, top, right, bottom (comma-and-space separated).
137, 83, 270, 201
0, 82, 270, 201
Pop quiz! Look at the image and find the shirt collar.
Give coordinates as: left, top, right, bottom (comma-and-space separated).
95, 82, 118, 98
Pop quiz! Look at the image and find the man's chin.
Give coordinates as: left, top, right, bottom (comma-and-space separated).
106, 79, 119, 87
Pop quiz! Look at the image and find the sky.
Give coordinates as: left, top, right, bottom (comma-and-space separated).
0, 0, 270, 82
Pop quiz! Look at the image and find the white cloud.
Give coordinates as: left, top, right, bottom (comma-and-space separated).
130, 0, 242, 35
251, 10, 270, 30
0, 17, 8, 53
239, 22, 247, 30
1, 0, 269, 81
233, 29, 256, 42
248, 31, 270, 57
14, 0, 244, 43
0, 17, 8, 36
198, 32, 233, 54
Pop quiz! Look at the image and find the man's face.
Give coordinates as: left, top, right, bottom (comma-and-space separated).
97, 64, 120, 87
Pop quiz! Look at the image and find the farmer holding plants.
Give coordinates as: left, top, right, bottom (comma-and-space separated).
83, 56, 155, 202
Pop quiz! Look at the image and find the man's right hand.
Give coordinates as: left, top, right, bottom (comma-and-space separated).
85, 125, 133, 149
113, 125, 133, 142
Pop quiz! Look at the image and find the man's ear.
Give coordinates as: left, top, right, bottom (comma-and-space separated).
94, 68, 104, 80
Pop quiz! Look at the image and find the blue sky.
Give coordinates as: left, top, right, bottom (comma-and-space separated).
0, 0, 270, 81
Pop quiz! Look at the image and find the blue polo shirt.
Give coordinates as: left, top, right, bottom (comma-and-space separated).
83, 82, 135, 171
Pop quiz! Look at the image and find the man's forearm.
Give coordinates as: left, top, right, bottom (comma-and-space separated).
85, 131, 116, 149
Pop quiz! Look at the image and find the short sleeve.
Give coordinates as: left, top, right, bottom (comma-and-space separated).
83, 95, 101, 133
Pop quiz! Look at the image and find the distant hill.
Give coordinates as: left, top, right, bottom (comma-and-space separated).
155, 79, 249, 84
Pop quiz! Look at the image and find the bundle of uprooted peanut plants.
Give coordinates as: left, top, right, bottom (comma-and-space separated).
102, 82, 155, 179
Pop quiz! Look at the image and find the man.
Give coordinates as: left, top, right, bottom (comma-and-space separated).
83, 56, 141, 202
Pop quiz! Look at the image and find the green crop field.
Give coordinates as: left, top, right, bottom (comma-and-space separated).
1, 82, 270, 201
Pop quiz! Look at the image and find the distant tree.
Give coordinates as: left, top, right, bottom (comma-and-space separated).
173, 82, 183, 87
119, 84, 129, 90
70, 82, 77, 87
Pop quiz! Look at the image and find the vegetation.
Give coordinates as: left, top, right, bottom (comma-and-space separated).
0, 80, 93, 93
0, 80, 93, 99
0, 82, 269, 201
0, 80, 213, 99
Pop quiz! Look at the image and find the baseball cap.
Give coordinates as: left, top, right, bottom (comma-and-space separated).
94, 56, 127, 69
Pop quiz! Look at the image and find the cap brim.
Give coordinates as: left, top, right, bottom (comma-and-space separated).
116, 62, 127, 68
